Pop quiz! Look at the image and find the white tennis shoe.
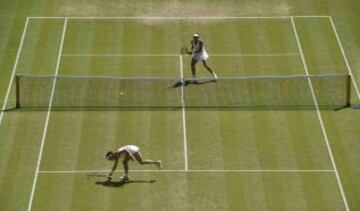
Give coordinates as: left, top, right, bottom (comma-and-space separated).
213, 73, 218, 80
120, 175, 130, 181
156, 160, 162, 170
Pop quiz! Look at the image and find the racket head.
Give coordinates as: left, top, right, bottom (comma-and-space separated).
180, 46, 188, 55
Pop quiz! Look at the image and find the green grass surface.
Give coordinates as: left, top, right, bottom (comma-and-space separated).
1, 1, 360, 211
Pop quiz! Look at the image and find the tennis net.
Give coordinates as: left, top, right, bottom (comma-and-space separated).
15, 74, 351, 109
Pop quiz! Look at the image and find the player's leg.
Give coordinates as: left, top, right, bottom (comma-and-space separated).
191, 59, 198, 83
121, 156, 132, 180
133, 151, 162, 169
202, 60, 217, 79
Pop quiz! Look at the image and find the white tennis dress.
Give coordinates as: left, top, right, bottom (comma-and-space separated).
119, 145, 139, 156
192, 40, 209, 61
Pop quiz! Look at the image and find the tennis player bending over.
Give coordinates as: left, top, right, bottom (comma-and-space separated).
106, 145, 161, 181
188, 33, 217, 83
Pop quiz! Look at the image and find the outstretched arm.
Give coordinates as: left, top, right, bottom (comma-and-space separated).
108, 158, 118, 177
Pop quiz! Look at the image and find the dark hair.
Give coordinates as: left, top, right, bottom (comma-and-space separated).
105, 151, 113, 159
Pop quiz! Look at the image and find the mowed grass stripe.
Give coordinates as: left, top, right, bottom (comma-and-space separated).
40, 19, 187, 210
40, 19, 186, 210
294, 18, 360, 210
254, 112, 304, 169
17, 20, 64, 75
320, 110, 360, 211
0, 16, 25, 100
63, 20, 179, 76
258, 19, 301, 75
22, 17, 348, 211
188, 111, 332, 170
0, 112, 49, 211
185, 18, 338, 210
187, 18, 328, 207
4, 20, 64, 110
33, 172, 344, 210
297, 18, 360, 210
41, 111, 185, 169
0, 20, 65, 211
40, 111, 185, 209
186, 19, 303, 77
292, 18, 348, 74
61, 19, 97, 75
264, 173, 344, 210
0, 0, 35, 90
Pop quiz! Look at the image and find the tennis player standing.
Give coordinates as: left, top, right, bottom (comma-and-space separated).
188, 33, 217, 82
105, 145, 161, 181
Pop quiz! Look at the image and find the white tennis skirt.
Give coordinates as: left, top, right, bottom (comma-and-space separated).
119, 145, 139, 156
192, 49, 209, 61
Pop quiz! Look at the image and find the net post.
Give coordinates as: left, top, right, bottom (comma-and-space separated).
16, 74, 20, 108
346, 74, 351, 107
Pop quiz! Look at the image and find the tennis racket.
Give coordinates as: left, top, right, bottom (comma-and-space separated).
180, 46, 190, 55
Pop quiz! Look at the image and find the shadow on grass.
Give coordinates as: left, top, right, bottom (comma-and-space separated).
170, 79, 216, 88
95, 179, 157, 188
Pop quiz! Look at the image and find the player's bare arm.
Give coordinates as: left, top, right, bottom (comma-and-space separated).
108, 157, 118, 177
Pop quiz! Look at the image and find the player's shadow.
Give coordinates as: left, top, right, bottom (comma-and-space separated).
170, 79, 216, 88
95, 179, 157, 188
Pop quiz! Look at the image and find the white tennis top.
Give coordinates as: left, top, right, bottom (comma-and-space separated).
191, 39, 209, 61
118, 145, 139, 156
192, 40, 203, 53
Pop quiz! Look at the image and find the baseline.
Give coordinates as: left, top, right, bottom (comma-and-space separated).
61, 53, 300, 57
28, 15, 331, 20
38, 169, 336, 173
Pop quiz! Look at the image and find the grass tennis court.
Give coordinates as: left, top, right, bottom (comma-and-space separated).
1, 1, 360, 211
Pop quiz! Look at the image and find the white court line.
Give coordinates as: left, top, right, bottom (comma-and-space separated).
38, 169, 335, 174
27, 18, 68, 211
291, 17, 350, 211
28, 15, 331, 20
210, 53, 300, 57
329, 16, 360, 101
62, 53, 178, 57
28, 17, 65, 19
0, 17, 29, 124
179, 55, 188, 171
61, 53, 300, 57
